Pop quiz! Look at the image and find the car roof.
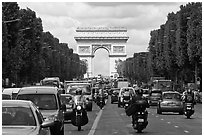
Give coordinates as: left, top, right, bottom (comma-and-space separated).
163, 91, 180, 94
3, 88, 21, 94
2, 100, 32, 107
18, 86, 58, 95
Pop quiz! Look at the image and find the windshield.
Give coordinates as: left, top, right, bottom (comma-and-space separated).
42, 80, 59, 87
121, 88, 134, 95
17, 94, 58, 110
151, 93, 161, 96
163, 93, 181, 100
2, 106, 36, 126
67, 85, 91, 95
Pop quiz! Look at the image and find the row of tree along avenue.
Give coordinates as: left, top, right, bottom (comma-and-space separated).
117, 2, 202, 90
2, 2, 87, 87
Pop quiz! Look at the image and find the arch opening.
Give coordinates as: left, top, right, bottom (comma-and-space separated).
93, 48, 109, 77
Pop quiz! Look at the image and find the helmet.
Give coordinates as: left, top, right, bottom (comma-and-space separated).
76, 88, 82, 95
134, 87, 140, 94
138, 89, 143, 95
187, 88, 192, 94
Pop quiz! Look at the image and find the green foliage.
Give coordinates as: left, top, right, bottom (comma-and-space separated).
2, 2, 87, 87
117, 2, 202, 85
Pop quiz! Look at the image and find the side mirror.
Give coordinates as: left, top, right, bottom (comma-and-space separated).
61, 104, 66, 111
41, 120, 55, 128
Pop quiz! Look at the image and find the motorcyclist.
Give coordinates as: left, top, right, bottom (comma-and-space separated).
182, 87, 196, 104
96, 89, 106, 107
182, 87, 196, 112
73, 88, 86, 109
130, 88, 149, 127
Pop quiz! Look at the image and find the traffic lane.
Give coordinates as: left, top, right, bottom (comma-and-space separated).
148, 105, 202, 135
94, 99, 187, 135
64, 101, 101, 135
95, 100, 202, 135
93, 97, 133, 135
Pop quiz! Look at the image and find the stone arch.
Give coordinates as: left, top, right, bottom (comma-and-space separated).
75, 27, 129, 78
92, 44, 111, 55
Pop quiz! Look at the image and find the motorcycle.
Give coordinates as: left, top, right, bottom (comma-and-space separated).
184, 102, 194, 119
123, 93, 130, 109
71, 96, 88, 131
97, 95, 105, 109
132, 111, 148, 133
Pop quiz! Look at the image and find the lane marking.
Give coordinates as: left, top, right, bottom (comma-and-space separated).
174, 125, 179, 128
161, 118, 164, 121
156, 116, 158, 117
167, 122, 171, 124
184, 130, 189, 133
88, 109, 103, 135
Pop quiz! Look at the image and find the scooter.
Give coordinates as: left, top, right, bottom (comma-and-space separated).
97, 95, 105, 109
133, 111, 148, 133
184, 102, 194, 119
71, 96, 88, 131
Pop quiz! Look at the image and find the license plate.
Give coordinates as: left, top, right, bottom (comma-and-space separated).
138, 119, 144, 122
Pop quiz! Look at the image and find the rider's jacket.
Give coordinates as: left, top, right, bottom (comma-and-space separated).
73, 95, 86, 109
182, 91, 195, 103
131, 94, 149, 111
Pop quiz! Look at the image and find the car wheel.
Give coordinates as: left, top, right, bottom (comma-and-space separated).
157, 108, 162, 114
118, 102, 121, 107
179, 111, 183, 115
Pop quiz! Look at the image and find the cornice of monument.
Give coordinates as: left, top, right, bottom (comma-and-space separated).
74, 36, 129, 40
76, 27, 127, 32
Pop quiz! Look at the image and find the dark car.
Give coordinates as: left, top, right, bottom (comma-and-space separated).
111, 88, 120, 104
2, 100, 54, 135
157, 91, 183, 114
16, 86, 66, 135
60, 94, 73, 121
149, 89, 162, 106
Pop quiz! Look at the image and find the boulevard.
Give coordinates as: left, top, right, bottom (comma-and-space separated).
64, 97, 202, 135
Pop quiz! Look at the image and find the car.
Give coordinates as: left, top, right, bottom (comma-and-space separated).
149, 89, 162, 106
41, 77, 65, 94
66, 82, 93, 111
2, 88, 21, 100
157, 91, 184, 115
111, 88, 120, 104
118, 87, 135, 107
2, 100, 54, 135
60, 94, 74, 121
142, 89, 150, 99
16, 86, 66, 135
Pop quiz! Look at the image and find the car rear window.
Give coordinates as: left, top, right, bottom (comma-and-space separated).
163, 93, 181, 100
2, 106, 36, 126
17, 94, 58, 110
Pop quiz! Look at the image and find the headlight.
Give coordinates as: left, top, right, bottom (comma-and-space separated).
77, 105, 82, 110
161, 102, 167, 106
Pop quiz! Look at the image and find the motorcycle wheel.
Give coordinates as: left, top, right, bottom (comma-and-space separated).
76, 115, 82, 131
78, 126, 81, 131
187, 115, 191, 119
137, 129, 142, 133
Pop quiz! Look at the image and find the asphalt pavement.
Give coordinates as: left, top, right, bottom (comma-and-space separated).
64, 97, 202, 135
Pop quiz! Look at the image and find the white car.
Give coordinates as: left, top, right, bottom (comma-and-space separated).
118, 87, 135, 107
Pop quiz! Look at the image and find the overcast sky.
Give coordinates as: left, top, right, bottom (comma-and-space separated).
18, 1, 188, 76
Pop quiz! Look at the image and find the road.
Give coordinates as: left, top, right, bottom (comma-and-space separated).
64, 97, 202, 135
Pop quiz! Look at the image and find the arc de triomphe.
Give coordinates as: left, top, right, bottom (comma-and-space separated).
74, 27, 129, 78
